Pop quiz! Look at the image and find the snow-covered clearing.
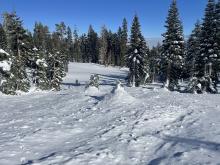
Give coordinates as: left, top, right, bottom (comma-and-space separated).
0, 63, 220, 165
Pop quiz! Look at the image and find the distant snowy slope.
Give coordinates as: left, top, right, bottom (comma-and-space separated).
147, 36, 189, 48
0, 63, 220, 165
63, 63, 128, 86
147, 37, 163, 48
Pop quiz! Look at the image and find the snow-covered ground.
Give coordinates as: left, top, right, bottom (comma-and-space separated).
0, 63, 220, 165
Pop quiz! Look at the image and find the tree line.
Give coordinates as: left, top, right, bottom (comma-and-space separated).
0, 0, 220, 95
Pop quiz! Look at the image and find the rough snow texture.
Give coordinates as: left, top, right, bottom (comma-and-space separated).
0, 63, 220, 165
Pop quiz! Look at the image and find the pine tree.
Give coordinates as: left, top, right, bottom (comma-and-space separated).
149, 43, 162, 82
186, 21, 202, 78
197, 0, 219, 93
80, 34, 89, 63
99, 26, 108, 65
3, 12, 30, 93
55, 22, 69, 72
107, 30, 113, 65
216, 0, 220, 73
66, 26, 74, 62
0, 25, 12, 94
111, 32, 120, 66
48, 32, 66, 91
32, 48, 50, 90
127, 15, 149, 87
0, 24, 7, 51
29, 22, 50, 90
87, 25, 99, 63
161, 0, 185, 91
73, 28, 81, 62
120, 18, 128, 67
32, 23, 50, 90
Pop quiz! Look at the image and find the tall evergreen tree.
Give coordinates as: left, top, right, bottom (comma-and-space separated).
47, 32, 66, 91
55, 22, 69, 72
149, 43, 162, 82
32, 22, 50, 90
66, 26, 74, 62
186, 21, 202, 78
0, 25, 12, 94
120, 18, 128, 67
0, 24, 7, 50
87, 25, 99, 63
80, 34, 89, 63
111, 32, 120, 66
73, 28, 81, 62
161, 0, 185, 91
106, 30, 113, 65
99, 26, 108, 65
3, 12, 30, 93
199, 0, 218, 75
216, 0, 220, 73
127, 15, 149, 87
197, 0, 219, 92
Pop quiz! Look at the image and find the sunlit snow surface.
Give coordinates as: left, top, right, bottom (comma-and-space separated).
0, 63, 220, 165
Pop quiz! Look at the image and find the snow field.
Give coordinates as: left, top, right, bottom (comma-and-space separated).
0, 63, 220, 165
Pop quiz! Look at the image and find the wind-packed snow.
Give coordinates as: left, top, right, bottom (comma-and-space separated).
0, 63, 220, 165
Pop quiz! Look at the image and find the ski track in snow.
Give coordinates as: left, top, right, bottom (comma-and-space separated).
0, 63, 220, 165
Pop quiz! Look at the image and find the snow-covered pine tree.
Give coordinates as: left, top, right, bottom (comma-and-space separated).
216, 0, 220, 75
0, 24, 13, 94
28, 22, 50, 90
3, 12, 30, 93
0, 49, 13, 94
0, 24, 7, 51
55, 22, 69, 72
161, 0, 185, 91
197, 0, 219, 93
186, 21, 202, 78
127, 14, 149, 87
48, 32, 66, 91
32, 48, 50, 90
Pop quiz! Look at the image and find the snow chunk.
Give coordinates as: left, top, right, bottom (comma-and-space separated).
0, 61, 11, 71
36, 59, 47, 67
102, 81, 135, 104
33, 47, 38, 51
0, 49, 9, 56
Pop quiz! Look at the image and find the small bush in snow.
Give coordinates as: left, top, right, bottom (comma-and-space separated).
86, 74, 99, 89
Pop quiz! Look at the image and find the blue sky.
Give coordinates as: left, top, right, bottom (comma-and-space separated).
0, 0, 207, 38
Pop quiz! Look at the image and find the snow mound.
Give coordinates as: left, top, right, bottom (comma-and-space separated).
102, 82, 136, 104
85, 86, 100, 95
